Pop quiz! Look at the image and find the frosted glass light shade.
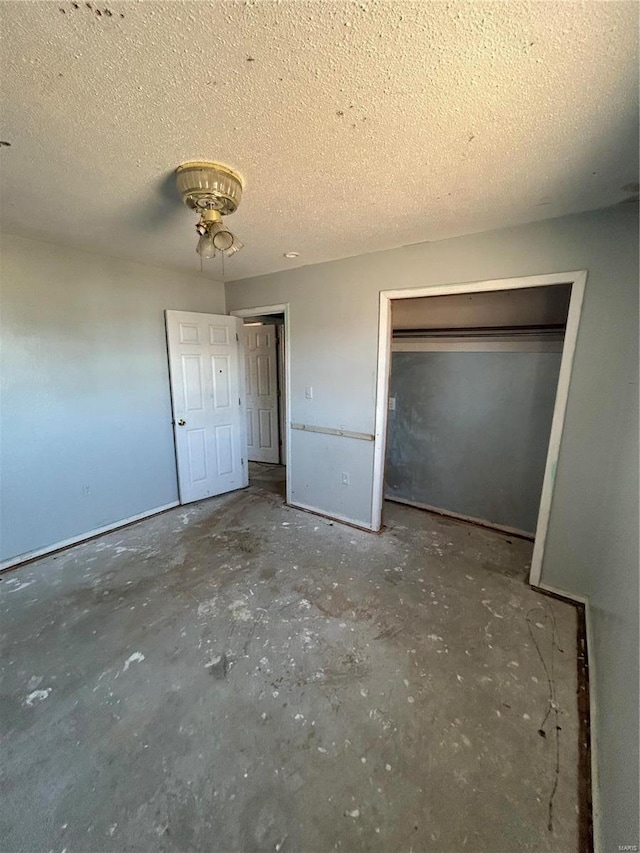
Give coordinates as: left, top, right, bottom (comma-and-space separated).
225, 238, 244, 258
196, 232, 216, 259
211, 223, 234, 251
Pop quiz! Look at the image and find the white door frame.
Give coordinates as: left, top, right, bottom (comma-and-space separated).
231, 304, 291, 504
372, 270, 587, 588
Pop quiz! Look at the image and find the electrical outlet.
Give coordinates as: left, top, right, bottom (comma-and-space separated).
305, 386, 313, 399
341, 472, 350, 486
388, 396, 396, 411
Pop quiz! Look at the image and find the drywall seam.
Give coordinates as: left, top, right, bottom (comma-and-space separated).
0, 502, 180, 572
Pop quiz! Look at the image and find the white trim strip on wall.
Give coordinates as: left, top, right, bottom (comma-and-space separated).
0, 501, 180, 571
291, 422, 375, 441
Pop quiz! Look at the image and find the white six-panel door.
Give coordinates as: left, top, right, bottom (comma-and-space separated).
165, 311, 248, 504
244, 324, 280, 464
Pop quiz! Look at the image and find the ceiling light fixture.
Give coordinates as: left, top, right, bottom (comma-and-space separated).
176, 161, 245, 261
284, 251, 299, 259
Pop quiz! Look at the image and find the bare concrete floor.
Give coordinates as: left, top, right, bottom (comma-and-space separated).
1, 466, 580, 853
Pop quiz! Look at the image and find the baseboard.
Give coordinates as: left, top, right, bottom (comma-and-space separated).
385, 495, 534, 540
535, 581, 599, 853
288, 500, 375, 533
535, 581, 589, 607
0, 501, 180, 572
583, 599, 601, 853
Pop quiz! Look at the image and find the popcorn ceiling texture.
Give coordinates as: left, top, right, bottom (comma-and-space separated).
1, 0, 637, 280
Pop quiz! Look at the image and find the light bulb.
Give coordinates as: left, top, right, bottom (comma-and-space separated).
196, 232, 216, 259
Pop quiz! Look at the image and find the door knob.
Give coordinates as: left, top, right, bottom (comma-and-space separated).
177, 419, 186, 426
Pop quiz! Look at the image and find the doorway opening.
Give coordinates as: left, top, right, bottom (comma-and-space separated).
231, 304, 291, 505
372, 272, 586, 589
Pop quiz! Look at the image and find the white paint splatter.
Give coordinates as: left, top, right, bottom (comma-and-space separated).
6, 580, 34, 593
25, 688, 51, 706
197, 597, 218, 616
122, 652, 145, 671
229, 600, 252, 621
345, 809, 360, 818
482, 600, 504, 619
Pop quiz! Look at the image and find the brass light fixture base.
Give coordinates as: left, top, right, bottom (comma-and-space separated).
176, 161, 244, 215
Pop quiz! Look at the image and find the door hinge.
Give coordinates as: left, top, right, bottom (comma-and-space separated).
236, 333, 239, 342
239, 397, 241, 406
241, 458, 244, 465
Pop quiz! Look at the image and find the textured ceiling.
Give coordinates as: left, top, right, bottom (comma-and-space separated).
1, 1, 638, 281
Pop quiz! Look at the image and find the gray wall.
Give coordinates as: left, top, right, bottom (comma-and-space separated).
0, 233, 225, 563
385, 350, 562, 533
226, 204, 639, 851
